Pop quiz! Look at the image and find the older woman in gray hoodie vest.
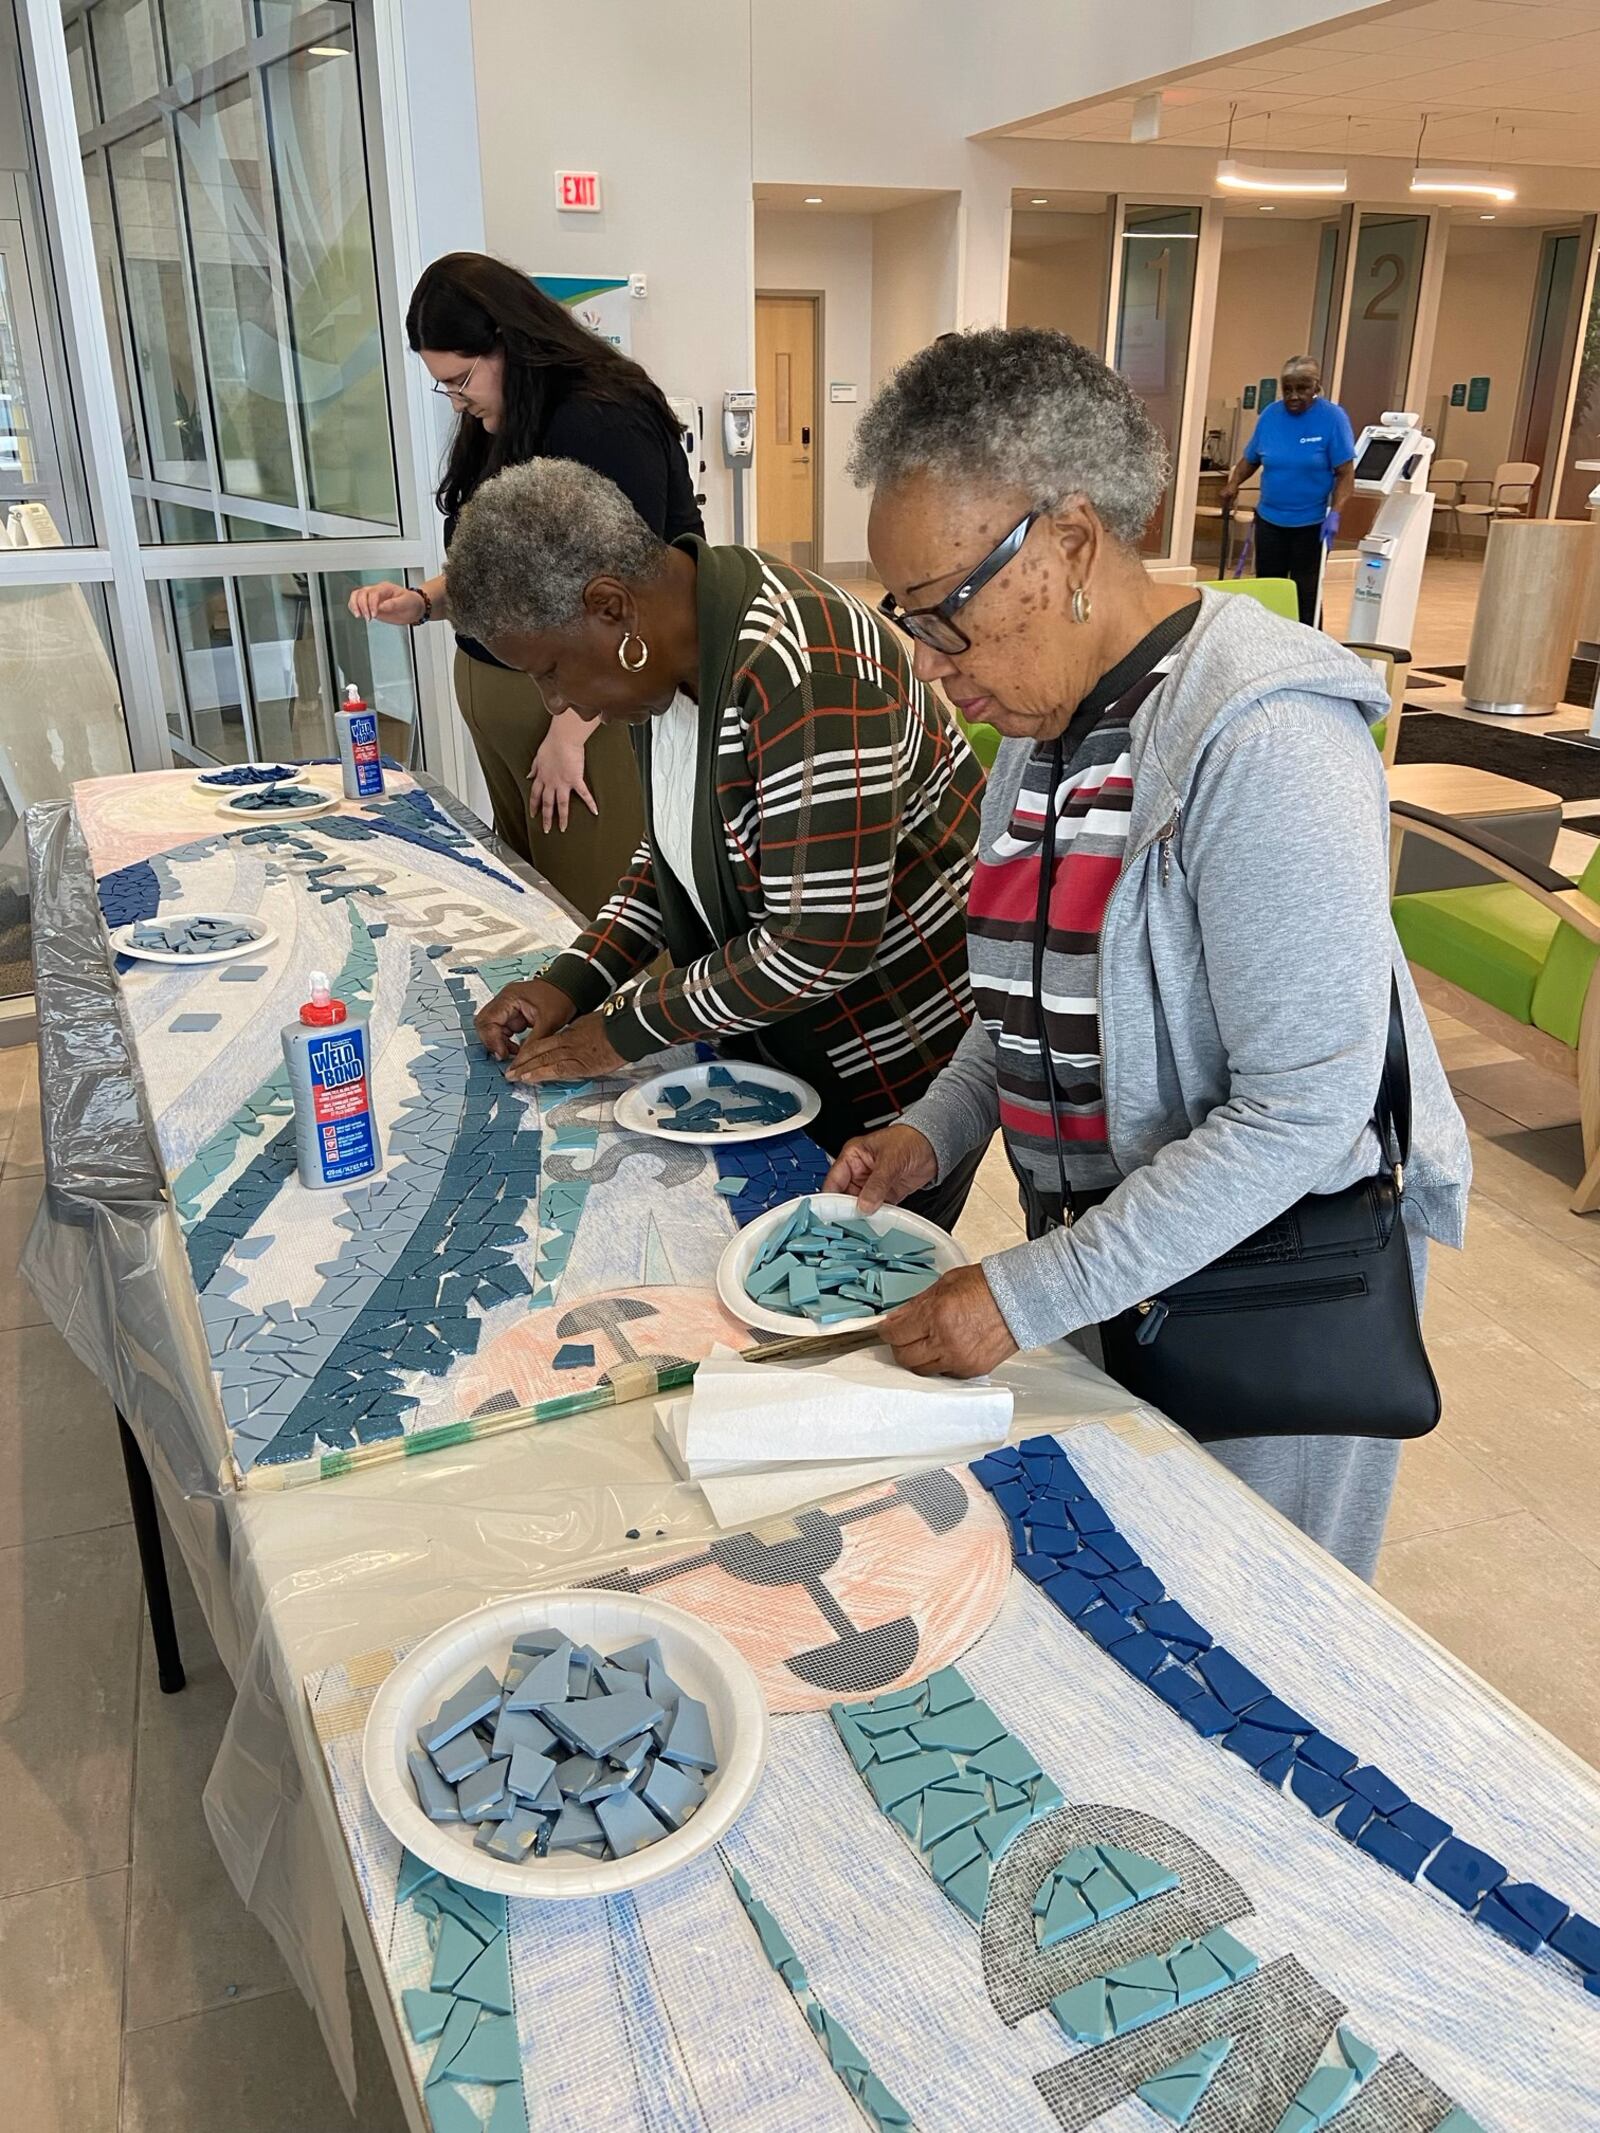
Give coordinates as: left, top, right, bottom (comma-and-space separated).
826, 327, 1471, 1579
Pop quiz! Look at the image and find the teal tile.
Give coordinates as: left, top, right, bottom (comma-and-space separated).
1137, 2040, 1234, 2127
863, 1750, 959, 1813
974, 1803, 1033, 1859
927, 1824, 985, 1883
454, 1931, 513, 2014
910, 1700, 1008, 1756
402, 1988, 454, 2044
1099, 1842, 1180, 1903
918, 1785, 987, 1850
1202, 1926, 1259, 1981
1051, 1979, 1113, 2043
446, 2012, 522, 2086
921, 1667, 970, 1715
943, 1854, 993, 1923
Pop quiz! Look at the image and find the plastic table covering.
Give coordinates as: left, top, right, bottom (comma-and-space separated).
18, 782, 1148, 2109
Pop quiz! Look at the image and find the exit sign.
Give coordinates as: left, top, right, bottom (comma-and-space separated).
555, 170, 601, 213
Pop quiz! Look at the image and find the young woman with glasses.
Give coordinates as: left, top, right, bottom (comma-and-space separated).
348, 253, 703, 916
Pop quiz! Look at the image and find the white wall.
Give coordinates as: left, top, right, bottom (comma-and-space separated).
1427, 225, 1545, 482
468, 0, 753, 542
872, 196, 961, 388
1006, 211, 1110, 345
753, 211, 874, 570
1202, 219, 1324, 461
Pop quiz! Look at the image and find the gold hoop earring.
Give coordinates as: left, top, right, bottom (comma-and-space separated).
1071, 586, 1092, 625
618, 632, 649, 672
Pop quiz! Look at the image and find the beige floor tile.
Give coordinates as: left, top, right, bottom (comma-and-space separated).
1376, 1511, 1600, 1769
124, 1572, 289, 2032
1421, 1275, 1600, 1572
0, 1868, 126, 2133
120, 1975, 412, 2133
0, 1174, 49, 1331
0, 1043, 31, 1166
1434, 1028, 1519, 1075
1429, 1188, 1600, 1392
1450, 1058, 1582, 1132
0, 1323, 128, 1549
1382, 1424, 1510, 1549
953, 1184, 1027, 1259
1453, 1094, 1600, 1271
1553, 825, 1600, 878
0, 1523, 140, 1899
4, 1050, 43, 1175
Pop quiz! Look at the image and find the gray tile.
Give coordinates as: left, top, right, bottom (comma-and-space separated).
120, 1975, 413, 2133
0, 1175, 49, 1331
124, 1570, 290, 2031
4, 1047, 43, 1174
0, 1868, 126, 2133
0, 1524, 140, 1898
0, 1322, 127, 1548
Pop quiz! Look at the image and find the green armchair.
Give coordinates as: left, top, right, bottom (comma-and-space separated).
1392, 802, 1600, 1214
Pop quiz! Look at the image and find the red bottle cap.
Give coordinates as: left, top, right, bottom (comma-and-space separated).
299, 970, 346, 1025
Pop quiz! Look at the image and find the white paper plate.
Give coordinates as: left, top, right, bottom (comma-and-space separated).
110, 910, 278, 966
215, 784, 338, 822
193, 761, 298, 790
362, 1590, 768, 1900
716, 1190, 967, 1339
613, 1059, 819, 1145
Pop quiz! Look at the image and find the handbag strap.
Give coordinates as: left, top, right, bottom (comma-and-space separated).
1031, 770, 1414, 1217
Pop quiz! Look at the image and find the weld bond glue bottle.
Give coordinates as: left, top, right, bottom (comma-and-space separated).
282, 970, 382, 1188
335, 682, 385, 800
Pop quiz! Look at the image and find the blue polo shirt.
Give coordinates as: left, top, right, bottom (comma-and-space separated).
1244, 395, 1356, 527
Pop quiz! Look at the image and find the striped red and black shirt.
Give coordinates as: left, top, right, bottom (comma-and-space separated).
967, 609, 1197, 1209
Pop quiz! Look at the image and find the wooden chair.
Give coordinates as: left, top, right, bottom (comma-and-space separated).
1391, 802, 1600, 1214
1455, 461, 1540, 548
1427, 456, 1468, 556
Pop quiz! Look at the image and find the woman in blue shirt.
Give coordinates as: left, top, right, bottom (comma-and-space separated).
1222, 356, 1355, 626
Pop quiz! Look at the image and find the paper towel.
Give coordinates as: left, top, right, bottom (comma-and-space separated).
666, 1343, 1013, 1473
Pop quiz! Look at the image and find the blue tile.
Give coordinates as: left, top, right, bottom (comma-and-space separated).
1344, 1766, 1408, 1816
1357, 1817, 1430, 1881
1288, 1761, 1350, 1819
1387, 1802, 1451, 1853
1298, 1733, 1357, 1778
1195, 1648, 1268, 1714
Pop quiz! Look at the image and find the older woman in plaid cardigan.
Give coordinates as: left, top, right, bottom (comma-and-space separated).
452, 457, 986, 1229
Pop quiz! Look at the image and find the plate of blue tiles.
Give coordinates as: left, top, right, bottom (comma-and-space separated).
613, 1058, 820, 1144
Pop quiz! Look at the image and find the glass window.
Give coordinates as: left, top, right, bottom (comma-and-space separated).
156, 574, 248, 757
236, 569, 324, 757
82, 156, 145, 479
64, 13, 97, 132
322, 569, 418, 763
89, 0, 162, 124
0, 577, 132, 987
175, 81, 297, 506
109, 125, 211, 484
225, 511, 299, 540
264, 32, 398, 525
1340, 214, 1428, 435
163, 0, 251, 77
157, 498, 220, 540
1114, 204, 1201, 556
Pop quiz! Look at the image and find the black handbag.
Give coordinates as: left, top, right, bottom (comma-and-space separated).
1029, 731, 1440, 1446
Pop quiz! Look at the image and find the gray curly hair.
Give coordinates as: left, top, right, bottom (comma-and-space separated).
447, 458, 669, 644
848, 327, 1168, 546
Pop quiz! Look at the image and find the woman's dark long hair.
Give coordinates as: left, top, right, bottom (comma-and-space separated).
407, 252, 680, 521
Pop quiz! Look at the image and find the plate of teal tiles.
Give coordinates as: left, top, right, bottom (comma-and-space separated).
613, 1058, 820, 1144
717, 1191, 967, 1338
363, 1591, 769, 1899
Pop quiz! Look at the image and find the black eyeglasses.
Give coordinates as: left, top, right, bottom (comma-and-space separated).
878, 508, 1041, 654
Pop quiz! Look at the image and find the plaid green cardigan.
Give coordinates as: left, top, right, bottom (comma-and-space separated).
543, 540, 983, 1151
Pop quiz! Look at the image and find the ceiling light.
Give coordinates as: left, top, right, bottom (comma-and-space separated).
1409, 167, 1516, 202
1259, 204, 1276, 212
1031, 197, 1049, 206
1216, 160, 1347, 197
307, 44, 348, 56
1480, 212, 1497, 221
804, 196, 823, 205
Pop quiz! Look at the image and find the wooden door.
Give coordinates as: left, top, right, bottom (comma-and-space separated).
755, 294, 818, 567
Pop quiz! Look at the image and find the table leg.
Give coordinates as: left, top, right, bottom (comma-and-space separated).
117, 1411, 186, 1693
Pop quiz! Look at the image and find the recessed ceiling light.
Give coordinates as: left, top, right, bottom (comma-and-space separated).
1031, 197, 1048, 206
307, 44, 348, 56
1480, 212, 1497, 221
1259, 204, 1276, 212
804, 196, 823, 205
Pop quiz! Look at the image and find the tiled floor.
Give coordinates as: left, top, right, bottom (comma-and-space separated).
5, 547, 1599, 2125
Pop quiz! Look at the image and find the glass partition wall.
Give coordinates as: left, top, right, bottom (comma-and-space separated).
67, 0, 420, 763
0, 0, 438, 1002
